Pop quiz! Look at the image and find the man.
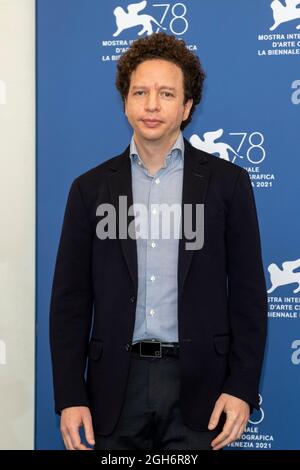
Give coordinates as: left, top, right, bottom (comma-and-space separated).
50, 32, 267, 450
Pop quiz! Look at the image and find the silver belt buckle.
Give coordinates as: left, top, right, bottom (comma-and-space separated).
140, 340, 162, 358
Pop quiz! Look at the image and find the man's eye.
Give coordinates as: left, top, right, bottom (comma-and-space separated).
162, 92, 174, 97
134, 91, 145, 96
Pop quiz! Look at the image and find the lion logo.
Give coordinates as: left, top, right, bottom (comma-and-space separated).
267, 258, 300, 293
270, 0, 300, 31
113, 1, 166, 37
190, 130, 243, 163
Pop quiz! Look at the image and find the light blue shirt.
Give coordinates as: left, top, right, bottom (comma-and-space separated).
129, 132, 184, 344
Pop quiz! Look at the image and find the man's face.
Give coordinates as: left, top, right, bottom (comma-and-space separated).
125, 59, 193, 145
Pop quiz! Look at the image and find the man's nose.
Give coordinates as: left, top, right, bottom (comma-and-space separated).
145, 92, 160, 111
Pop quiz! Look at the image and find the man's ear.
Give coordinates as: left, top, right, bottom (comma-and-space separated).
183, 98, 193, 121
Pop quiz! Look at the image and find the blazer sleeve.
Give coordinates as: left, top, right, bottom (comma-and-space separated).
49, 178, 94, 413
221, 168, 268, 410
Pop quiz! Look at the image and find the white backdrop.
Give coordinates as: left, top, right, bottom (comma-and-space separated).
0, 0, 35, 450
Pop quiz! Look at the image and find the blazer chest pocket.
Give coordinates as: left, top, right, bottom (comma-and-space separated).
88, 339, 103, 361
213, 335, 230, 355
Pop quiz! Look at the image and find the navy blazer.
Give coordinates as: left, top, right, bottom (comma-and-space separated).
50, 139, 267, 435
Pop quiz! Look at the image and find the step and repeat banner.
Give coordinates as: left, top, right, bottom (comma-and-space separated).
0, 0, 35, 450
36, 1, 300, 449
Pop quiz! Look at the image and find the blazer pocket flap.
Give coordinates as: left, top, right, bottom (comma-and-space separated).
213, 335, 230, 355
88, 339, 103, 361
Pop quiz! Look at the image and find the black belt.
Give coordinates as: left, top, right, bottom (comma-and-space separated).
131, 340, 179, 358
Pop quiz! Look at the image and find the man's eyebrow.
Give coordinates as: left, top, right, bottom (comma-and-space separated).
131, 85, 176, 91
159, 86, 176, 91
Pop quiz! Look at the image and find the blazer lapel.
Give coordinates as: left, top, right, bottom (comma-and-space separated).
107, 148, 138, 294
178, 139, 210, 295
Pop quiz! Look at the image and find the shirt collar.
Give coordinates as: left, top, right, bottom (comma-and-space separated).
129, 132, 184, 169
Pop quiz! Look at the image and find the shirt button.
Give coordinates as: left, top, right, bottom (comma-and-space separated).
150, 275, 156, 282
152, 208, 157, 215
151, 242, 156, 248
149, 309, 155, 316
138, 161, 142, 166
155, 178, 160, 184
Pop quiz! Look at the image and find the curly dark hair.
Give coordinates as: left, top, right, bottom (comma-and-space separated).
115, 32, 205, 130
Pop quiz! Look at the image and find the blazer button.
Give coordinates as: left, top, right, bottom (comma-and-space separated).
130, 295, 136, 303
125, 343, 131, 352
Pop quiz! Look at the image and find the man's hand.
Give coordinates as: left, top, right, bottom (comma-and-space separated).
208, 393, 249, 450
61, 406, 95, 450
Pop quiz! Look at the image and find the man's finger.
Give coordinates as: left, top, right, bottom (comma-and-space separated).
83, 413, 95, 447
208, 399, 224, 430
62, 431, 76, 450
68, 426, 83, 450
74, 442, 93, 450
212, 423, 240, 450
61, 435, 69, 450
211, 416, 236, 448
68, 428, 92, 450
237, 421, 247, 440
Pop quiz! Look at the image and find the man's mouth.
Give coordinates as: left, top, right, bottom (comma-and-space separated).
141, 119, 163, 128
